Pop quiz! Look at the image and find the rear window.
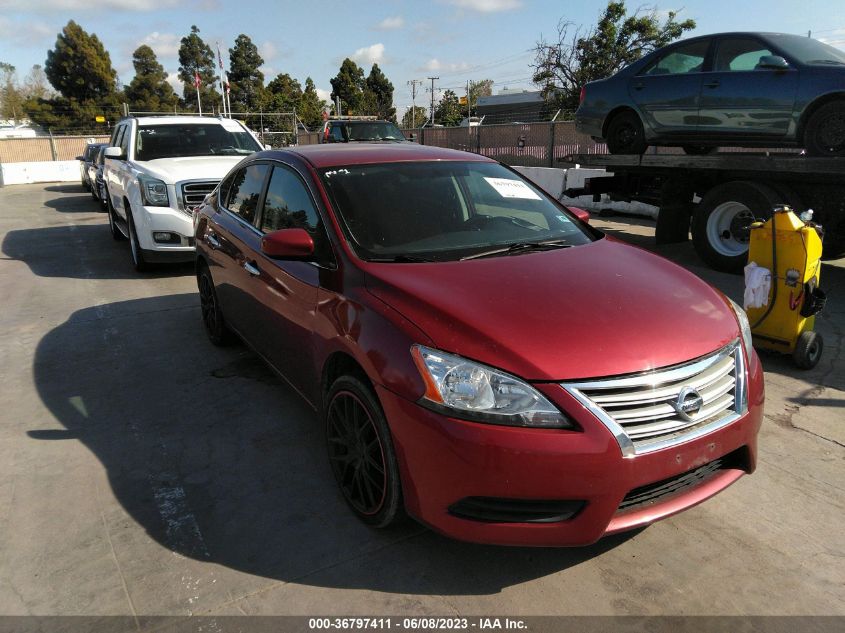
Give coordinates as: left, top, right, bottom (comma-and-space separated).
327, 121, 406, 142
135, 123, 261, 161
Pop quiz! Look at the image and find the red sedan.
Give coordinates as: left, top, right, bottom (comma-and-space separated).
193, 144, 763, 546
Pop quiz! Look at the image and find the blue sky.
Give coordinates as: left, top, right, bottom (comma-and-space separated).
1, 0, 843, 116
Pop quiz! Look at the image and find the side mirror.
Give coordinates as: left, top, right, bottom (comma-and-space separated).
569, 207, 590, 224
261, 228, 315, 259
103, 146, 124, 159
757, 55, 789, 70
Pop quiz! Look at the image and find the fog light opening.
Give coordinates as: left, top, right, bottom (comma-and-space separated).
152, 232, 181, 244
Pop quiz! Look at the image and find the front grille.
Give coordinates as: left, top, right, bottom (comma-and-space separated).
563, 342, 746, 457
180, 181, 217, 211
448, 497, 585, 523
617, 448, 746, 513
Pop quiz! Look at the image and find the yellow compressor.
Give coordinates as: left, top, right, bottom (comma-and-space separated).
745, 205, 826, 369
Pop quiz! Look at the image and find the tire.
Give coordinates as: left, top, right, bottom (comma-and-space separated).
803, 101, 845, 157
682, 145, 716, 155
106, 193, 126, 241
197, 263, 235, 346
325, 374, 404, 528
606, 111, 648, 155
126, 206, 151, 272
692, 181, 783, 273
793, 331, 823, 369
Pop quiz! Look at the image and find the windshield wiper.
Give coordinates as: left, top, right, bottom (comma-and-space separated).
367, 255, 435, 263
460, 240, 572, 261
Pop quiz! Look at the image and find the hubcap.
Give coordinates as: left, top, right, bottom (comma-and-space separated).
326, 390, 387, 515
817, 112, 845, 153
707, 202, 755, 257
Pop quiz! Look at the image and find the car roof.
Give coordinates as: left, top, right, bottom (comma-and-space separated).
271, 143, 495, 169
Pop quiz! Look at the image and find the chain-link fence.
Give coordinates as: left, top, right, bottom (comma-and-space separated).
0, 135, 111, 164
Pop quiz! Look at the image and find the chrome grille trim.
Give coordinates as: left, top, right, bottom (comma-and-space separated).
178, 180, 218, 212
562, 341, 747, 458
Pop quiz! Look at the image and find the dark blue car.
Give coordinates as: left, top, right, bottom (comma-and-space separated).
575, 32, 845, 155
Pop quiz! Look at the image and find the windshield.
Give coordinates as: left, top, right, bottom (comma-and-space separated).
769, 34, 845, 65
135, 123, 262, 161
336, 121, 406, 142
320, 161, 595, 262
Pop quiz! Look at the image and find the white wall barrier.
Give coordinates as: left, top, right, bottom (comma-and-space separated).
1, 160, 80, 186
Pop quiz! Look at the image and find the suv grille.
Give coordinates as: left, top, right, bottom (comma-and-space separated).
180, 181, 217, 211
563, 342, 746, 457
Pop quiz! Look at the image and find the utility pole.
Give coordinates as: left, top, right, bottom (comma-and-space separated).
426, 76, 439, 125
407, 79, 423, 128
466, 80, 473, 121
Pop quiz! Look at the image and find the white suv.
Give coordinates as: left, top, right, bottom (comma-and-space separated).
103, 115, 263, 271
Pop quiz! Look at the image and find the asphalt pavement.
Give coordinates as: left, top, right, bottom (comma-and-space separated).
0, 183, 842, 619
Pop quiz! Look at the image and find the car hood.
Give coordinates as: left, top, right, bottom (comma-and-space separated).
364, 238, 740, 381
133, 156, 246, 184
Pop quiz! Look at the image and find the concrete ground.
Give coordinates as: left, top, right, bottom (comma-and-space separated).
0, 183, 842, 618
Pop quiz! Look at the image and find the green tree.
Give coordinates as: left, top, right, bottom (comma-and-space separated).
23, 65, 51, 100
1, 62, 25, 122
298, 77, 325, 130
401, 105, 427, 129
362, 63, 396, 121
228, 34, 265, 114
330, 58, 364, 114
125, 45, 178, 113
265, 73, 301, 112
434, 89, 462, 126
178, 26, 220, 112
532, 1, 695, 114
468, 78, 493, 116
44, 21, 118, 101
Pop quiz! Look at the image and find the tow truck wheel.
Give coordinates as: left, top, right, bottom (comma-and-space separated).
804, 101, 845, 157
692, 181, 781, 273
794, 331, 823, 369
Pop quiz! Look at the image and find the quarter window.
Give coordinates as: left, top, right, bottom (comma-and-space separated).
226, 164, 269, 225
715, 39, 774, 71
644, 40, 709, 75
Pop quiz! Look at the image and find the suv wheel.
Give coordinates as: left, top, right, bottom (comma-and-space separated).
126, 206, 151, 272
106, 193, 126, 241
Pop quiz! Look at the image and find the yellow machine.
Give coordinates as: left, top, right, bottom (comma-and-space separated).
746, 206, 826, 369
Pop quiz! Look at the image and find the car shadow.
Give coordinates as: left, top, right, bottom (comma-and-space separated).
1, 224, 193, 280
44, 183, 88, 194
42, 189, 107, 213
31, 293, 637, 595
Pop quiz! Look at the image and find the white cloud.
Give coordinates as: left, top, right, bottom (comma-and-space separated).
139, 32, 181, 58
446, 0, 521, 13
1, 0, 182, 11
259, 66, 276, 80
316, 88, 332, 104
350, 43, 385, 66
259, 41, 277, 62
417, 58, 471, 73
375, 16, 404, 30
0, 17, 54, 48
166, 72, 182, 95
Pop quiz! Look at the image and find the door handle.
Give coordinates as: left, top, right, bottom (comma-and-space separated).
206, 232, 221, 249
243, 261, 260, 277
705, 80, 720, 88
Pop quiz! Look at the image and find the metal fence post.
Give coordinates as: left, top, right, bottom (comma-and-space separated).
548, 121, 555, 168
48, 132, 58, 161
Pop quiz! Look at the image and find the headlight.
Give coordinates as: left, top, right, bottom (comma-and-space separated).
411, 345, 574, 429
138, 175, 169, 206
728, 298, 753, 359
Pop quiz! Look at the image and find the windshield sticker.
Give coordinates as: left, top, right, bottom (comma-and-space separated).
483, 177, 542, 200
220, 118, 245, 132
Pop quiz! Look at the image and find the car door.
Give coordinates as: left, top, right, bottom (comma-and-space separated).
628, 39, 711, 136
105, 124, 130, 215
697, 36, 799, 137
205, 162, 271, 341
248, 162, 330, 403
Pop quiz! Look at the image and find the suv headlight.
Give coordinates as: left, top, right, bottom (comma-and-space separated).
411, 345, 574, 429
138, 174, 169, 207
728, 298, 753, 359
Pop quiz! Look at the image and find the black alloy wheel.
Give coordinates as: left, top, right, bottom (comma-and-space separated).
606, 111, 648, 155
804, 101, 845, 156
326, 376, 403, 527
197, 265, 233, 346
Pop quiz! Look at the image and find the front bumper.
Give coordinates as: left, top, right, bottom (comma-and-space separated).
134, 204, 196, 256
378, 351, 764, 547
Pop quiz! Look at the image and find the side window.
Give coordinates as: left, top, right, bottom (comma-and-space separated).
119, 124, 131, 156
715, 39, 774, 71
330, 125, 344, 142
110, 125, 123, 147
218, 173, 235, 208
643, 40, 709, 75
226, 163, 269, 225
260, 166, 320, 233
